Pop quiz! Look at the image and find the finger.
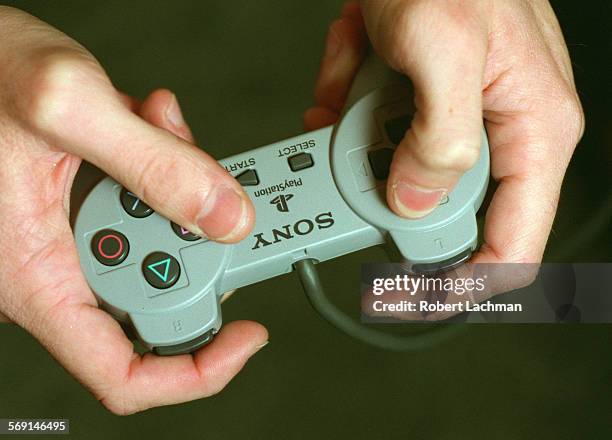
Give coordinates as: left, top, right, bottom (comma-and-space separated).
31, 279, 267, 415
313, 1, 367, 115
25, 57, 254, 243
129, 320, 267, 412
118, 92, 142, 113
472, 113, 582, 264
220, 289, 237, 303
138, 91, 243, 305
470, 11, 583, 266
0, 311, 11, 323
303, 106, 339, 131
138, 89, 195, 143
372, 4, 489, 218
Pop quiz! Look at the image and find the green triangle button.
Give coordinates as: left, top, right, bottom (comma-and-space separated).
142, 252, 180, 289
147, 258, 171, 282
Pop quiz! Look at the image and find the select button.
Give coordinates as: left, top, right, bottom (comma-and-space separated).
288, 153, 314, 172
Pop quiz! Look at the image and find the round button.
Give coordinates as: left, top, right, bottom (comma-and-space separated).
120, 188, 154, 218
171, 222, 201, 241
91, 229, 130, 266
142, 252, 181, 289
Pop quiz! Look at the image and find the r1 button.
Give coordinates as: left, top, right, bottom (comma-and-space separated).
142, 252, 181, 289
91, 229, 129, 266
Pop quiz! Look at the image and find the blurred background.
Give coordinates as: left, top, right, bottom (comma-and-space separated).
1, 1, 611, 438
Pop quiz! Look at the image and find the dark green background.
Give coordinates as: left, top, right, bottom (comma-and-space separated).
1, 1, 611, 438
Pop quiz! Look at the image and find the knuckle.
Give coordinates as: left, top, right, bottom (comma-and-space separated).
98, 382, 143, 416
380, 0, 483, 69
129, 149, 209, 222
25, 52, 84, 133
517, 266, 540, 288
531, 91, 585, 164
556, 93, 585, 147
131, 152, 182, 206
380, 7, 417, 67
330, 17, 366, 54
100, 394, 138, 416
411, 135, 482, 173
23, 49, 102, 137
206, 381, 228, 398
197, 367, 232, 397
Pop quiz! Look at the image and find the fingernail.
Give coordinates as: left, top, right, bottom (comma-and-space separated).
196, 186, 248, 241
253, 341, 269, 354
325, 24, 341, 58
341, 2, 360, 17
165, 94, 185, 129
392, 181, 446, 219
220, 289, 237, 303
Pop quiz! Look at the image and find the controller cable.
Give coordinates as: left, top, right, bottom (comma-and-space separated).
294, 189, 612, 351
294, 258, 464, 351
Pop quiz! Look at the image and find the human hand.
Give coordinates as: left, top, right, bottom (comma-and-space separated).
0, 6, 267, 414
306, 0, 584, 266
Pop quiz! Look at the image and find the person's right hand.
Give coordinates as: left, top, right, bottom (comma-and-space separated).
0, 6, 268, 414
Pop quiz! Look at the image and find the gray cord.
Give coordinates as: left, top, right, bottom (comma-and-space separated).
294, 259, 464, 351
294, 190, 612, 351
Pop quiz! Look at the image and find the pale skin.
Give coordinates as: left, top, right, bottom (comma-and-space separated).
0, 1, 584, 414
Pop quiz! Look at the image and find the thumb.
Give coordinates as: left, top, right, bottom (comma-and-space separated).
27, 57, 254, 242
376, 6, 489, 218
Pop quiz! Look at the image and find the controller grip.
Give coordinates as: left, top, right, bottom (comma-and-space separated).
130, 291, 221, 354
389, 210, 478, 266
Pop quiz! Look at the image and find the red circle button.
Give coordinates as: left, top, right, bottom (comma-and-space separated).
91, 229, 129, 266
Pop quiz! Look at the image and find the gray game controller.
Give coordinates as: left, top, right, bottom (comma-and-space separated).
74, 54, 490, 355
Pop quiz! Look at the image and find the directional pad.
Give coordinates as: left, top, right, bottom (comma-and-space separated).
384, 114, 411, 145
368, 148, 394, 181
142, 252, 181, 289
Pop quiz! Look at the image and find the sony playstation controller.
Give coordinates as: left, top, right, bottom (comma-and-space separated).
73, 54, 490, 354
